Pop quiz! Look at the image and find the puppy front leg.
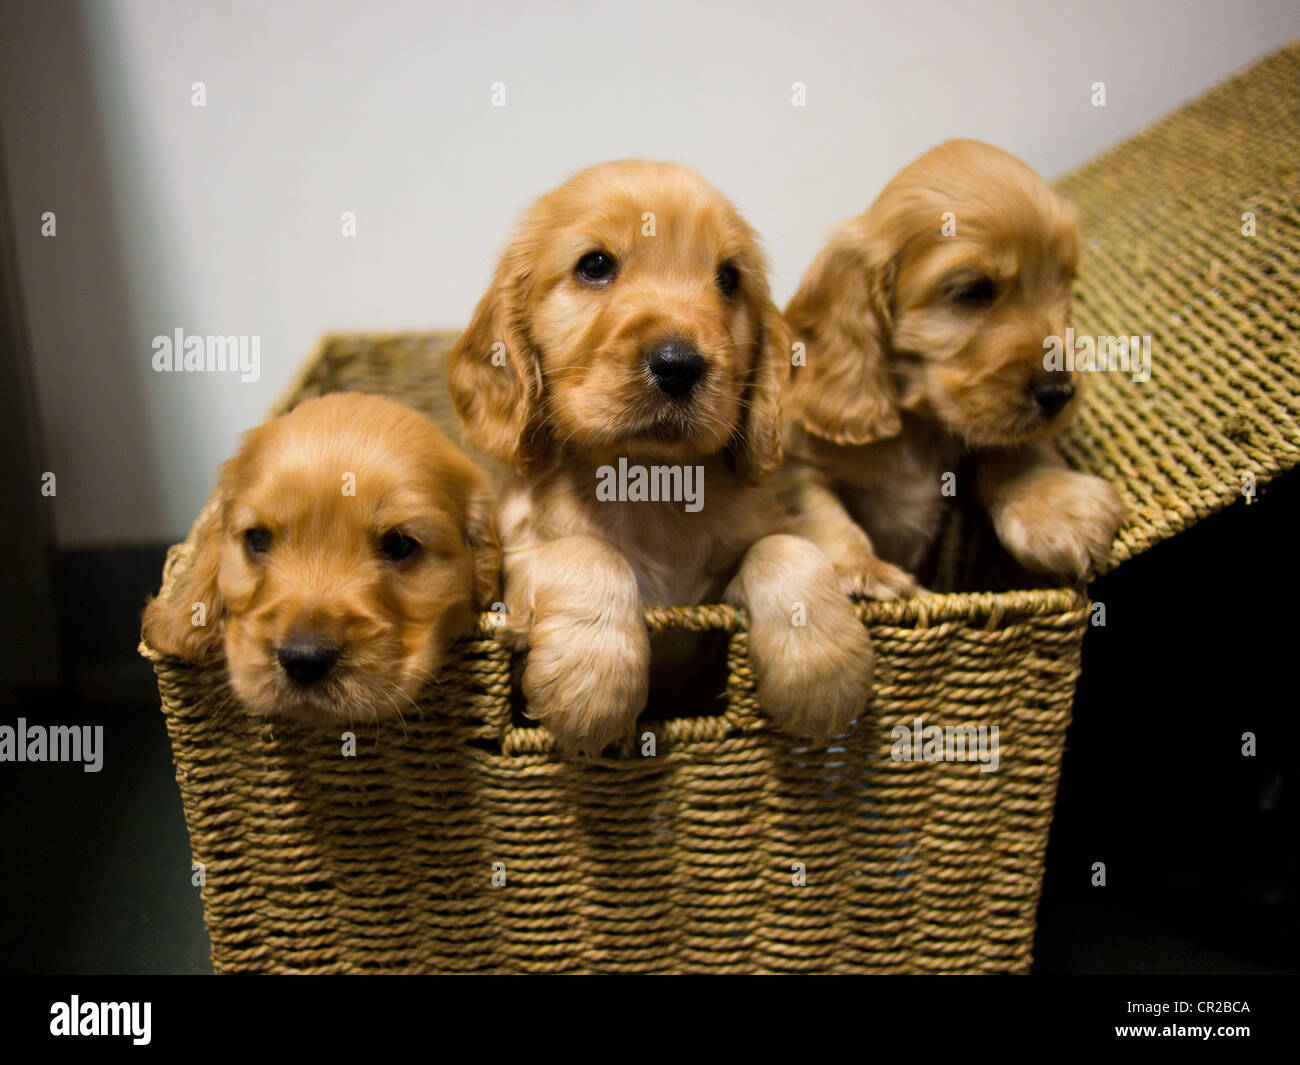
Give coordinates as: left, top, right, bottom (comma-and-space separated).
503, 536, 650, 757
977, 438, 1127, 579
783, 467, 918, 599
725, 534, 874, 744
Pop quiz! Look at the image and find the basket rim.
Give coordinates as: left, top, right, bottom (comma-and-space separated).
139, 583, 1088, 668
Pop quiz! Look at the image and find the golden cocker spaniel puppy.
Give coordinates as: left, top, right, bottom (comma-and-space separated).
784, 139, 1126, 581
143, 393, 500, 725
449, 159, 874, 755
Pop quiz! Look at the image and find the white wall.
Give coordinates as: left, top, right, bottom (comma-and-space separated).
3, 0, 1297, 546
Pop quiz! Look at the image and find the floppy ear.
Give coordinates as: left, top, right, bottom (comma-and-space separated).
784, 223, 901, 445
142, 497, 227, 662
464, 482, 501, 608
447, 244, 544, 471
732, 278, 790, 484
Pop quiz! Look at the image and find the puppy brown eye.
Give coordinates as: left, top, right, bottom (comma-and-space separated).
951, 277, 998, 305
716, 264, 740, 298
576, 251, 617, 284
244, 527, 271, 556
378, 530, 420, 563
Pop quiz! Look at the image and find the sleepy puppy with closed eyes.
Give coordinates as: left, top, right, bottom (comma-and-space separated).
142, 393, 500, 725
784, 139, 1126, 582
449, 159, 874, 756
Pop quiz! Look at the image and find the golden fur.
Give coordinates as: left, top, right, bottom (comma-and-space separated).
449, 159, 873, 755
142, 393, 499, 725
784, 139, 1126, 579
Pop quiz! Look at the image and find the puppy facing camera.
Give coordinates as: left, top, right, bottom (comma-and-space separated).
142, 393, 500, 726
448, 159, 876, 756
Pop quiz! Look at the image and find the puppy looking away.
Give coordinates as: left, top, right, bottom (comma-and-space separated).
448, 159, 874, 755
143, 393, 500, 725
784, 139, 1126, 581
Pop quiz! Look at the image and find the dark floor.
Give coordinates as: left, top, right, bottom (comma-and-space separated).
0, 692, 212, 974
0, 546, 213, 974
0, 471, 1296, 974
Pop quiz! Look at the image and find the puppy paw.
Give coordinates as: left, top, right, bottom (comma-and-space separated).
521, 615, 650, 757
836, 555, 919, 601
752, 610, 875, 744
727, 535, 875, 744
993, 471, 1126, 579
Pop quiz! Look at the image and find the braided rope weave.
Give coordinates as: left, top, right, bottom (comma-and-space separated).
141, 45, 1299, 973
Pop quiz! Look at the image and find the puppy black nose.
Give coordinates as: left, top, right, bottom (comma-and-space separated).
647, 341, 705, 398
1032, 381, 1076, 418
277, 640, 340, 686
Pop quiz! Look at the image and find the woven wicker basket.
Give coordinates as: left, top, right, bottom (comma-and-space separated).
142, 43, 1300, 974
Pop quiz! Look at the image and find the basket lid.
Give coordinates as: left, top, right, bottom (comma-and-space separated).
1051, 41, 1300, 572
